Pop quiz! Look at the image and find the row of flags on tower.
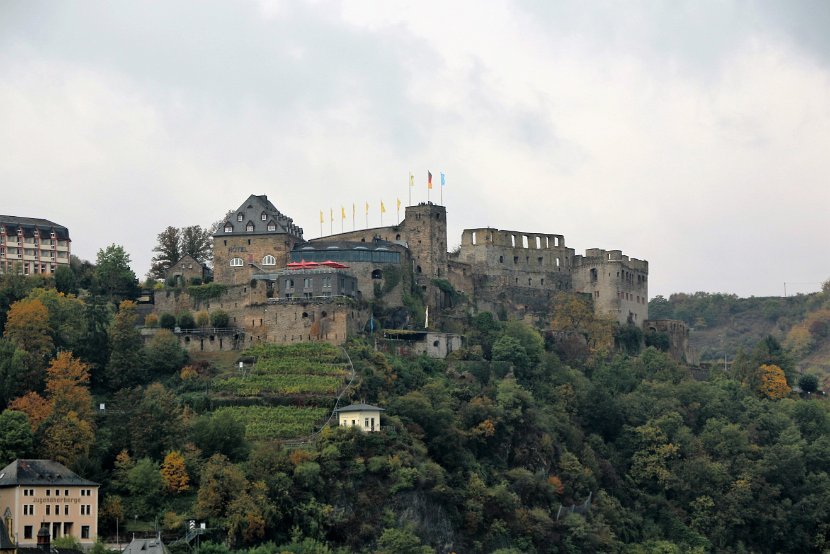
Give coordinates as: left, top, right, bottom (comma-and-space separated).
318, 171, 446, 236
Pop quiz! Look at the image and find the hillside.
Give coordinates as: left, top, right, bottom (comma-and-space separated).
649, 290, 829, 372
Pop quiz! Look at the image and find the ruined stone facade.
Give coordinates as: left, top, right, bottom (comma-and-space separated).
645, 319, 695, 364
572, 249, 649, 325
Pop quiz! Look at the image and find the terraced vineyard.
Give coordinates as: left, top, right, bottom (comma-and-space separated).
208, 342, 351, 440
213, 405, 330, 440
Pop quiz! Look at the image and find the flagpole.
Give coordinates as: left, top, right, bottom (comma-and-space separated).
352, 204, 355, 231
380, 202, 383, 226
330, 209, 333, 235
408, 172, 412, 207
440, 173, 444, 205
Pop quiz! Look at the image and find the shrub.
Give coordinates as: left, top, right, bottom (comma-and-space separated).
211, 310, 230, 328
798, 373, 819, 394
195, 310, 210, 328
159, 313, 176, 330
177, 311, 195, 329
144, 313, 159, 328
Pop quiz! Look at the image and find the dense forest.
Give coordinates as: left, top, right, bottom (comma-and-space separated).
2, 251, 830, 553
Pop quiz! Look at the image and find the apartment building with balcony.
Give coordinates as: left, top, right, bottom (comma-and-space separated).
0, 216, 71, 276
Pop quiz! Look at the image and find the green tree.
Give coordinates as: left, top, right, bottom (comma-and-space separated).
797, 373, 819, 394
130, 383, 184, 460
125, 457, 163, 517
149, 227, 181, 280
25, 288, 86, 353
95, 244, 139, 301
190, 411, 249, 462
53, 265, 79, 296
0, 338, 30, 407
74, 298, 112, 388
144, 329, 188, 377
196, 454, 248, 520
180, 225, 213, 265
0, 410, 33, 464
210, 310, 230, 328
105, 301, 145, 390
159, 313, 176, 330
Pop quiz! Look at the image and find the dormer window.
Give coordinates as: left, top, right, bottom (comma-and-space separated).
237, 213, 244, 222
261, 212, 267, 221
246, 222, 255, 232
262, 255, 276, 266
267, 220, 276, 232
224, 223, 233, 233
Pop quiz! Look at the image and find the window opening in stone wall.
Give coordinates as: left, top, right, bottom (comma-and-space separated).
499, 255, 504, 263
371, 269, 383, 279
541, 278, 545, 286
396, 234, 401, 240
472, 231, 477, 245
522, 235, 529, 248
536, 236, 541, 249
555, 236, 560, 247
556, 257, 560, 267
416, 265, 422, 273
590, 268, 597, 281
511, 234, 515, 247
262, 255, 276, 266
538, 257, 543, 265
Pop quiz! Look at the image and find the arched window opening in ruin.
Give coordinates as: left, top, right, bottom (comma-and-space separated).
436, 213, 440, 220
396, 234, 401, 240
511, 234, 516, 247
535, 236, 541, 249
361, 238, 366, 242
545, 236, 550, 248
590, 268, 598, 281
556, 257, 560, 267
302, 312, 309, 318
416, 265, 422, 274
522, 235, 529, 248
371, 269, 383, 280
433, 340, 440, 347
472, 231, 477, 245
321, 311, 327, 317
554, 236, 560, 247
499, 255, 504, 263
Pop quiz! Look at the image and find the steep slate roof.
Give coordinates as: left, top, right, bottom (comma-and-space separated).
216, 194, 303, 238
0, 460, 98, 487
335, 403, 385, 413
122, 537, 171, 554
0, 216, 70, 241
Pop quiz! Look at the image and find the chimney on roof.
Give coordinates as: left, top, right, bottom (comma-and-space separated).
37, 524, 50, 552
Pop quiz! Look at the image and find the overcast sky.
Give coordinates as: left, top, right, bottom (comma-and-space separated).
2, 0, 829, 298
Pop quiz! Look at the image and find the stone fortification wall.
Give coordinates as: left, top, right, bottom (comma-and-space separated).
309, 226, 402, 246
645, 319, 695, 364
154, 283, 269, 317
572, 249, 649, 325
239, 300, 368, 346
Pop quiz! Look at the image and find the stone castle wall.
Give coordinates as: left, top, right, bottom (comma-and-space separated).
213, 234, 301, 285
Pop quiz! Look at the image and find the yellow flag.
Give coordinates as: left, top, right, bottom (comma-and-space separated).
365, 201, 369, 215
319, 210, 323, 224
330, 208, 333, 222
397, 198, 401, 211
381, 201, 386, 213
341, 206, 346, 220
352, 203, 355, 218
409, 172, 414, 187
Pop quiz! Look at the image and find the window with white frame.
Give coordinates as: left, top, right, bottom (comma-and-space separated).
261, 212, 267, 221
267, 223, 276, 232
237, 213, 244, 222
224, 223, 233, 233
262, 255, 276, 266
230, 258, 244, 267
246, 222, 254, 232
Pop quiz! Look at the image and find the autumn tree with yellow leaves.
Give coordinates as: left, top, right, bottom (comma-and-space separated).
757, 364, 791, 400
161, 450, 190, 494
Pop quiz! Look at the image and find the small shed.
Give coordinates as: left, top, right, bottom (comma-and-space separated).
335, 403, 385, 432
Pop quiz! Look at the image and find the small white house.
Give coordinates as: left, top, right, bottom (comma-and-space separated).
335, 403, 385, 432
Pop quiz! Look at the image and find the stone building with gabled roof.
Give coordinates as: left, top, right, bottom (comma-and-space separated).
0, 216, 71, 276
212, 194, 304, 284
0, 460, 98, 548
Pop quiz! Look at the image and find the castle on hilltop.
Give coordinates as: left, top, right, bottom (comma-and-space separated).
154, 194, 649, 350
